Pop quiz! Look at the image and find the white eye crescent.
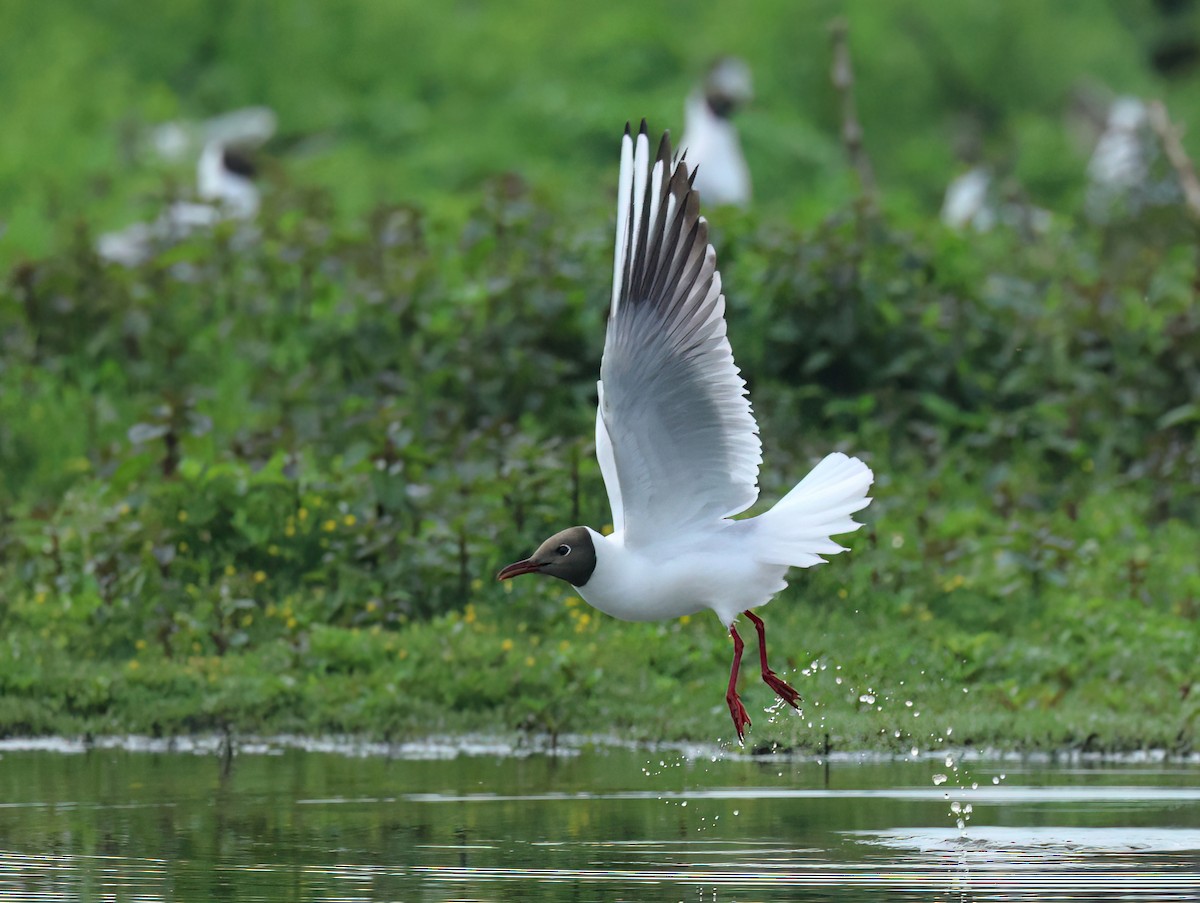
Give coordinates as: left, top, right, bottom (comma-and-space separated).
556, 544, 571, 556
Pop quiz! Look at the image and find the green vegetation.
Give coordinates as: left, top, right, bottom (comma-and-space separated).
1, 2, 1198, 751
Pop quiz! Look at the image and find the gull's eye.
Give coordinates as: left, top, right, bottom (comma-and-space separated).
556, 544, 571, 556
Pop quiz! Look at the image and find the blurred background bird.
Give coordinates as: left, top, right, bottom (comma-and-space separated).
680, 56, 754, 208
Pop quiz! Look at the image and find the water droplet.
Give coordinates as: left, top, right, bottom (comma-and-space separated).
910, 747, 920, 758
964, 803, 973, 814
932, 774, 948, 785
971, 782, 978, 790
904, 700, 913, 707
944, 755, 955, 768
991, 776, 1000, 785
733, 809, 739, 816
950, 801, 961, 814
858, 693, 876, 704
835, 677, 843, 685
681, 801, 687, 807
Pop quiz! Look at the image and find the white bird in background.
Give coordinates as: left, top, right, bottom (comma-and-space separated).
97, 140, 261, 266
499, 123, 873, 742
194, 140, 260, 219
1087, 97, 1151, 196
1084, 95, 1186, 221
99, 107, 274, 267
940, 166, 1052, 235
680, 57, 754, 208
940, 167, 996, 231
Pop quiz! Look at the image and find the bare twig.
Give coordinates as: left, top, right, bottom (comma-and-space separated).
1146, 100, 1200, 223
829, 18, 879, 212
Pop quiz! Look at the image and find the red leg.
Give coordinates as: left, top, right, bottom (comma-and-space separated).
726, 624, 752, 743
744, 610, 801, 709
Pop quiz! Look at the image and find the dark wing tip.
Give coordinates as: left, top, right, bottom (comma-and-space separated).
656, 131, 672, 168
638, 118, 649, 137
624, 121, 632, 137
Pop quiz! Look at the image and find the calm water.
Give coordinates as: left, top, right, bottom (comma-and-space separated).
1, 737, 1198, 901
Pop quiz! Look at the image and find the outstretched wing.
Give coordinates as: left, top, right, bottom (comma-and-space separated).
596, 122, 761, 546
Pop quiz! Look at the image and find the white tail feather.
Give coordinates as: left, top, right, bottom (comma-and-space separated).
752, 453, 873, 568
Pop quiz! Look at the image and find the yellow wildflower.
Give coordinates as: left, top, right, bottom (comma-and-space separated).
943, 574, 966, 592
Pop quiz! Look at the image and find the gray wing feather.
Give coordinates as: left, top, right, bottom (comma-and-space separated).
597, 123, 761, 545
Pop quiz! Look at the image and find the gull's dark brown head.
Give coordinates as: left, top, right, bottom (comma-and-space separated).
704, 56, 753, 119
497, 526, 596, 587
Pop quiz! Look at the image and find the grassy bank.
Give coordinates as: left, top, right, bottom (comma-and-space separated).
1, 177, 1197, 751
2, 2, 1199, 752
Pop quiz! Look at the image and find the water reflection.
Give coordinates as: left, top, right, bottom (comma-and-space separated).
0, 739, 1197, 901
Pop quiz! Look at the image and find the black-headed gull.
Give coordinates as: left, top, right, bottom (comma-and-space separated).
498, 122, 873, 742
1084, 96, 1184, 222
680, 57, 753, 208
97, 140, 260, 266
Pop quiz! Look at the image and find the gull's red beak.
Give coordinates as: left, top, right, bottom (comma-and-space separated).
497, 558, 542, 580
